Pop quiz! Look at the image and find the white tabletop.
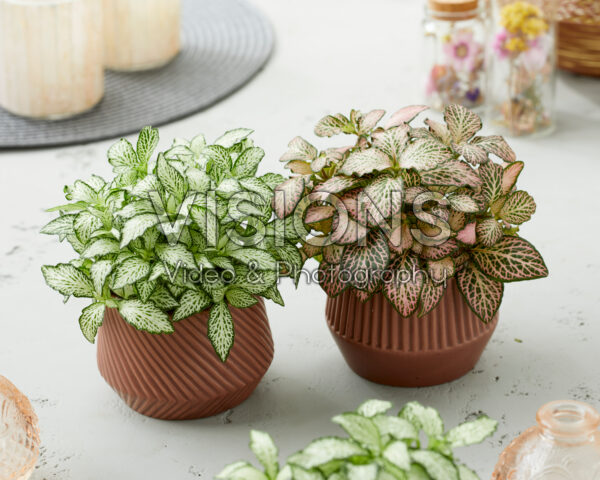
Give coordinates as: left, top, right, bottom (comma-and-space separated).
1, 0, 599, 478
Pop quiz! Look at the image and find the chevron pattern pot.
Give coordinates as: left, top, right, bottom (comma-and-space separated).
325, 279, 498, 387
96, 299, 273, 420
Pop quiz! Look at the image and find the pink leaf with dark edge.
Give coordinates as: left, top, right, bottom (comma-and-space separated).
280, 136, 318, 162
339, 189, 362, 221
419, 278, 446, 317
285, 160, 313, 175
314, 176, 361, 194
499, 190, 537, 224
330, 215, 368, 245
404, 186, 428, 203
339, 149, 393, 177
427, 257, 454, 283
340, 230, 390, 293
444, 104, 482, 144
399, 168, 421, 187
479, 161, 504, 204
305, 205, 336, 224
389, 223, 413, 254
385, 105, 429, 128
421, 238, 459, 260
354, 289, 371, 302
311, 149, 343, 173
357, 109, 386, 134
455, 143, 488, 165
448, 194, 481, 213
472, 236, 548, 282
472, 135, 516, 163
399, 138, 454, 171
456, 262, 504, 323
457, 222, 476, 245
502, 161, 524, 194
273, 176, 306, 219
318, 261, 347, 297
363, 174, 404, 219
410, 127, 435, 139
383, 253, 424, 317
323, 244, 344, 264
314, 113, 349, 137
372, 125, 410, 160
420, 159, 482, 188
476, 218, 503, 247
425, 118, 452, 145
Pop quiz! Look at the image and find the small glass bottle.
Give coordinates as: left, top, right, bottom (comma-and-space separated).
486, 0, 556, 137
423, 0, 487, 111
492, 400, 600, 479
0, 376, 40, 480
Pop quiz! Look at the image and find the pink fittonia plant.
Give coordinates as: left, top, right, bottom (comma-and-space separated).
275, 104, 548, 323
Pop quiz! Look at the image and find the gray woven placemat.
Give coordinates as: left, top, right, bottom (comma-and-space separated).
0, 0, 273, 149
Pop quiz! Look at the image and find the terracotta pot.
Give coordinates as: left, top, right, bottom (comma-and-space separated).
97, 299, 273, 420
325, 279, 498, 387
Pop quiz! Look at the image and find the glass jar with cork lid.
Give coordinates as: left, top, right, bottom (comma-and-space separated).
423, 0, 487, 111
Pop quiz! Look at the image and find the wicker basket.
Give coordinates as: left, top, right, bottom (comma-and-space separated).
557, 0, 600, 76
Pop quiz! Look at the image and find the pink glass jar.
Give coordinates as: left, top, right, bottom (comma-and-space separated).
492, 400, 600, 479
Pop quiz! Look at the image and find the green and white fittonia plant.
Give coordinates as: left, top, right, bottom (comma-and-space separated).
218, 399, 497, 480
276, 104, 548, 322
41, 127, 302, 361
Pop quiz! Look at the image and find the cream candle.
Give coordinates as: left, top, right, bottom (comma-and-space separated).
103, 0, 181, 71
0, 0, 104, 119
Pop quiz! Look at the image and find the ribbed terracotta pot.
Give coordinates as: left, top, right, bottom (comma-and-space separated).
326, 279, 498, 387
97, 299, 273, 420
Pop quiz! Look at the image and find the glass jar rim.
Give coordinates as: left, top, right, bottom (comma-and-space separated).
537, 400, 600, 439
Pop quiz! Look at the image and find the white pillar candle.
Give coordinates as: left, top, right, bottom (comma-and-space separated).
0, 0, 104, 119
103, 0, 181, 71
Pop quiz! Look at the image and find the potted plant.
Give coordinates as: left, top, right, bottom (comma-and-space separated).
41, 127, 301, 419
276, 104, 548, 387
218, 398, 497, 480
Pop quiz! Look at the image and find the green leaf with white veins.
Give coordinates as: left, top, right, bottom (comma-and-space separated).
214, 128, 253, 148
448, 194, 480, 213
112, 257, 151, 289
314, 113, 350, 137
250, 430, 279, 480
131, 174, 161, 197
90, 260, 113, 294
446, 416, 497, 447
289, 438, 367, 469
357, 400, 392, 418
108, 138, 139, 169
373, 415, 418, 440
333, 413, 381, 453
189, 205, 219, 247
156, 243, 196, 269
400, 139, 453, 171
232, 147, 265, 177
364, 174, 404, 219
347, 464, 378, 480
42, 264, 95, 298
81, 238, 120, 258
444, 104, 482, 144
136, 279, 156, 302
383, 441, 410, 471
226, 287, 258, 308
208, 302, 235, 361
136, 126, 159, 163
157, 154, 187, 199
41, 214, 76, 236
227, 248, 277, 271
149, 285, 179, 310
410, 451, 459, 480
457, 465, 480, 480
172, 289, 211, 322
399, 402, 444, 437
186, 168, 212, 192
79, 302, 106, 343
204, 145, 233, 182
373, 125, 409, 161
217, 462, 269, 480
118, 299, 173, 334
73, 212, 103, 244
120, 214, 160, 248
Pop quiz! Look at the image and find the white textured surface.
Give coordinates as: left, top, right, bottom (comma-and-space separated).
1, 0, 599, 478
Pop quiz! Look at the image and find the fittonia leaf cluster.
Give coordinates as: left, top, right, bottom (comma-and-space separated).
41, 127, 302, 361
218, 399, 498, 480
277, 104, 548, 323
